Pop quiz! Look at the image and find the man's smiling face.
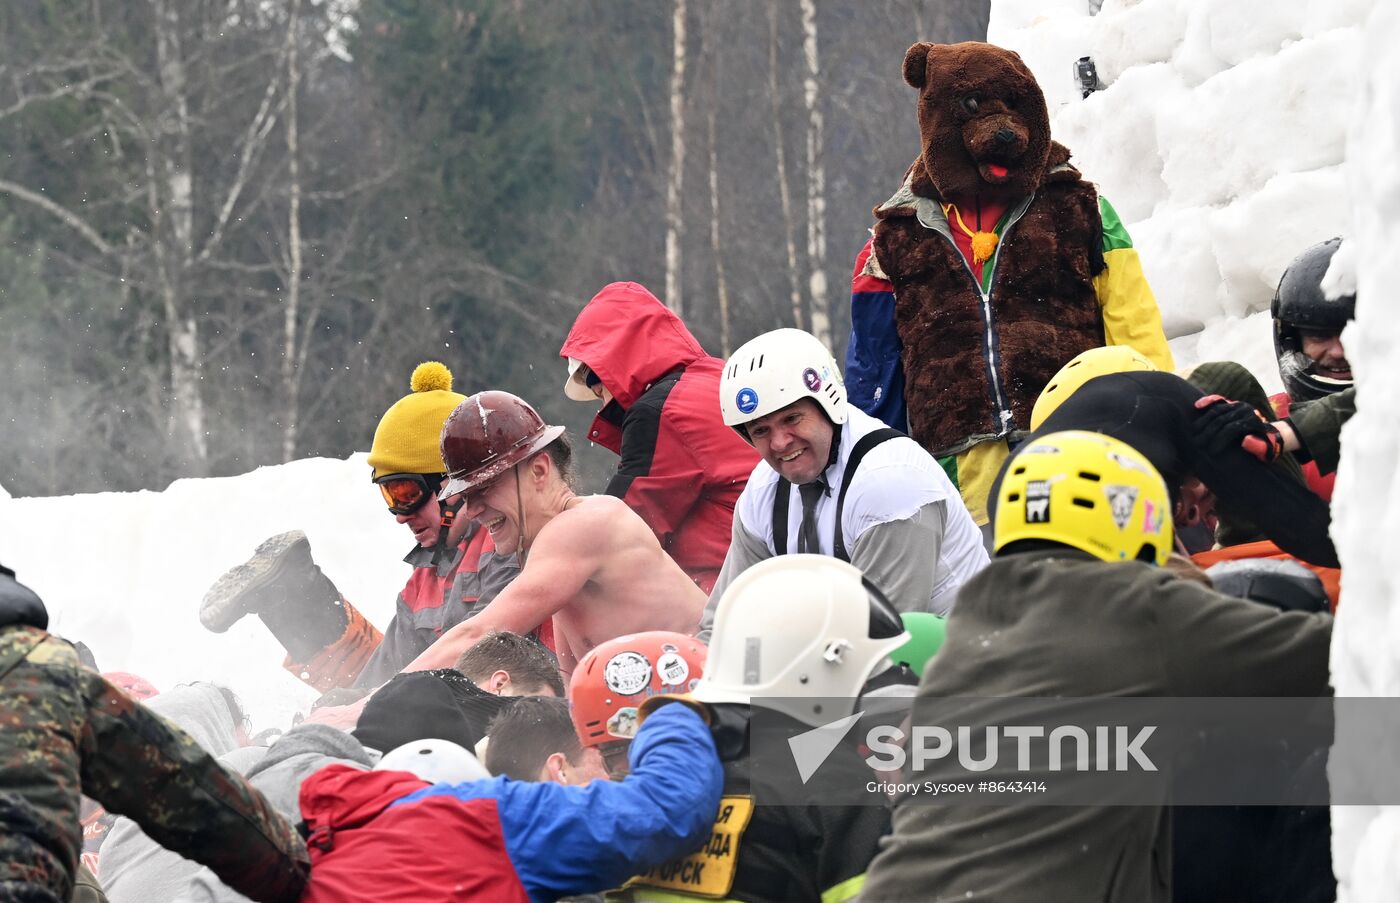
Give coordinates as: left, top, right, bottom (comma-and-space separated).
745, 398, 835, 486
1300, 330, 1351, 381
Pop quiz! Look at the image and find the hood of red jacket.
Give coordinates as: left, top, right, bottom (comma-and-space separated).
301, 764, 428, 836
560, 282, 707, 410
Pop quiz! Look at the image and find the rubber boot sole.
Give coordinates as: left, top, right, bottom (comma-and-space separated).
200, 530, 311, 633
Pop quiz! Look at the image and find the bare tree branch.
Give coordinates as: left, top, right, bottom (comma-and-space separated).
0, 68, 121, 120
303, 166, 400, 202
196, 68, 288, 262
0, 178, 115, 256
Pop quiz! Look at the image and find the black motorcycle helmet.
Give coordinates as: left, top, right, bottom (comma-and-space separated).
1271, 237, 1355, 402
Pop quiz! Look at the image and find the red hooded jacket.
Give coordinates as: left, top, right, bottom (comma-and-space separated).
299, 767, 529, 903
560, 282, 758, 593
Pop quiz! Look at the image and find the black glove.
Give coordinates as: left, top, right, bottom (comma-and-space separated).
1193, 394, 1285, 462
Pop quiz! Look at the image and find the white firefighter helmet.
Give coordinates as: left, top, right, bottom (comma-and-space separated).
691, 555, 909, 726
719, 328, 848, 437
374, 738, 491, 785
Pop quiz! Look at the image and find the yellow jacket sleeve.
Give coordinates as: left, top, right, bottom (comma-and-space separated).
1093, 196, 1174, 370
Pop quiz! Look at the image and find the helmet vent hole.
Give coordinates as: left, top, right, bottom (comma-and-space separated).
1135, 543, 1158, 563
758, 354, 765, 368
1013, 466, 1026, 475
1072, 497, 1095, 509
1078, 471, 1101, 482
1007, 492, 1021, 502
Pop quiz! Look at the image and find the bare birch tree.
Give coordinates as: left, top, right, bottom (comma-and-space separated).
798, 0, 830, 348
702, 6, 730, 355
281, 0, 305, 462
151, 0, 209, 470
664, 0, 688, 316
769, 0, 805, 331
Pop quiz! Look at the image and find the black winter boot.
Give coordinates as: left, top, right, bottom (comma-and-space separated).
199, 530, 349, 662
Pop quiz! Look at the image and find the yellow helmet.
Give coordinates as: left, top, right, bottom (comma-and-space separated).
994, 430, 1172, 566
1031, 346, 1159, 430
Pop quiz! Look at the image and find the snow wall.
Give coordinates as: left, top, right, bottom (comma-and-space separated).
988, 0, 1395, 897
990, 0, 1372, 392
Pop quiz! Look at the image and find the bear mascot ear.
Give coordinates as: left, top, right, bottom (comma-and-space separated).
903, 42, 933, 89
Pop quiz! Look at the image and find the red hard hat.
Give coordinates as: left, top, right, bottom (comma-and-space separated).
439, 390, 565, 497
568, 631, 707, 748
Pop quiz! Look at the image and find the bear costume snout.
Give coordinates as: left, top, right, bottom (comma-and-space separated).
962, 113, 1031, 184
903, 41, 1052, 201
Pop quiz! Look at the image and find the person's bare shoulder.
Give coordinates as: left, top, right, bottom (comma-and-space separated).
535, 495, 634, 549
565, 492, 638, 520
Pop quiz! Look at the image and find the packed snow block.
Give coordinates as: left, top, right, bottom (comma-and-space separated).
1053, 62, 1182, 222
1170, 3, 1229, 87
1209, 166, 1350, 319
1331, 1, 1400, 896
1302, 0, 1377, 37
1176, 310, 1282, 396
986, 0, 1091, 45
1159, 28, 1360, 209
1195, 0, 1308, 68
1124, 207, 1221, 337
1087, 0, 1185, 83
987, 15, 1096, 111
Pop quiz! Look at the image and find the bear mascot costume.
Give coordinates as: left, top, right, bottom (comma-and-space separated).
846, 41, 1174, 527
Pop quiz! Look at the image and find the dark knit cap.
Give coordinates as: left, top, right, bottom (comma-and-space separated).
352, 669, 514, 754
1185, 361, 1274, 414
0, 563, 47, 631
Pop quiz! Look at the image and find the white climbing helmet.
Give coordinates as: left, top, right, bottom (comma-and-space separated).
719, 328, 848, 437
691, 555, 909, 727
374, 739, 491, 785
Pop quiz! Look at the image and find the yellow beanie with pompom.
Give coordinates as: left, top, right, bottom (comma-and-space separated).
367, 361, 467, 479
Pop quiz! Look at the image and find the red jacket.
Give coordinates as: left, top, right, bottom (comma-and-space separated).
299, 767, 530, 903
561, 282, 758, 592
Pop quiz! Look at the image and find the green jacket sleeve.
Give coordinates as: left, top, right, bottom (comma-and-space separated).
1093, 195, 1175, 370
72, 863, 108, 903
1288, 387, 1356, 475
1151, 573, 1332, 697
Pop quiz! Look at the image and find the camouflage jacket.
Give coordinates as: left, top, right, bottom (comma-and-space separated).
0, 625, 309, 903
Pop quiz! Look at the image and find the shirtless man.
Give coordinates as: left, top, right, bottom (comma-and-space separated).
406, 391, 707, 676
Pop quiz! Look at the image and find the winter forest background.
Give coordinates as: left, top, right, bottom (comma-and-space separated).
8, 2, 1400, 895
0, 0, 989, 497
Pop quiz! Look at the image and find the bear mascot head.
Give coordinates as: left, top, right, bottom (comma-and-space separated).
902, 41, 1068, 202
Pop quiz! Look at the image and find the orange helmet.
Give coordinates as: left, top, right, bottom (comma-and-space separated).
569, 631, 707, 754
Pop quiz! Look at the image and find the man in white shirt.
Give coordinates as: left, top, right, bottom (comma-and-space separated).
702, 328, 988, 632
